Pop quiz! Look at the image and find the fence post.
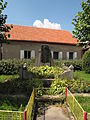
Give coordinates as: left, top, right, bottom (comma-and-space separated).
24, 110, 27, 120
34, 88, 35, 98
66, 87, 67, 101
84, 111, 87, 120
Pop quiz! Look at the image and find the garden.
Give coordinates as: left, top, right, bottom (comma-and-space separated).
0, 50, 90, 120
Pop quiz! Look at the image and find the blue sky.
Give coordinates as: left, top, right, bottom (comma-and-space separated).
3, 0, 84, 33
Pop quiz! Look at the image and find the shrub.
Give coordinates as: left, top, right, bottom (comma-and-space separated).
54, 59, 82, 70
28, 65, 64, 78
82, 50, 90, 73
50, 78, 90, 93
0, 77, 43, 96
0, 59, 35, 75
50, 78, 66, 95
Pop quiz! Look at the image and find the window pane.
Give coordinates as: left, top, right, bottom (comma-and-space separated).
53, 52, 59, 59
24, 51, 27, 59
69, 52, 73, 59
28, 51, 31, 59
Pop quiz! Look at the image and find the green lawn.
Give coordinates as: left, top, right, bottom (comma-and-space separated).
0, 75, 19, 83
75, 96, 90, 113
74, 71, 90, 83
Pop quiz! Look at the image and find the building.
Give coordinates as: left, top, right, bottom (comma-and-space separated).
1, 25, 82, 60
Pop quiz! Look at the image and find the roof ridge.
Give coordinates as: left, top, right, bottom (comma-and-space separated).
6, 24, 72, 34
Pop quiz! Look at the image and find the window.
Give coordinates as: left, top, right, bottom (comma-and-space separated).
53, 52, 59, 59
67, 52, 77, 60
69, 52, 73, 59
24, 51, 31, 59
20, 50, 35, 59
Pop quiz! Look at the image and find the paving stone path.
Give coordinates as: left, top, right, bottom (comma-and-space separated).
37, 105, 71, 120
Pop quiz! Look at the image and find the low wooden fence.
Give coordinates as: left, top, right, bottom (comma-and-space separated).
66, 87, 90, 120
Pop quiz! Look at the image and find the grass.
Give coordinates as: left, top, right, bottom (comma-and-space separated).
75, 96, 90, 113
74, 71, 90, 83
0, 74, 19, 83
0, 96, 29, 111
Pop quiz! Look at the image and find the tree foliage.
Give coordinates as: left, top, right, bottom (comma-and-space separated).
72, 0, 90, 42
0, 0, 12, 44
82, 49, 90, 73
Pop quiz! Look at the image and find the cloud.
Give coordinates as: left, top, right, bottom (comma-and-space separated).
33, 19, 61, 30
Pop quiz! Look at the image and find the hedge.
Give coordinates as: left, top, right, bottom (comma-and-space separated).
0, 59, 35, 75
54, 59, 82, 70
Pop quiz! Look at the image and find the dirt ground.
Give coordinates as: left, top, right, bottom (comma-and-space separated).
37, 104, 71, 120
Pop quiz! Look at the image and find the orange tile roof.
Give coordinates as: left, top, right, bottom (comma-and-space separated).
7, 24, 77, 45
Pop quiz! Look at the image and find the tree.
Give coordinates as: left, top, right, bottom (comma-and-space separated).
0, 0, 12, 59
72, 0, 90, 42
82, 49, 90, 73
0, 0, 12, 44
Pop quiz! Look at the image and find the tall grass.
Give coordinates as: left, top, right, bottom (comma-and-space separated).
74, 71, 90, 83
0, 75, 19, 83
75, 96, 90, 113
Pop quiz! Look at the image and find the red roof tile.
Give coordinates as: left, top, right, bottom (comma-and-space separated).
7, 25, 77, 45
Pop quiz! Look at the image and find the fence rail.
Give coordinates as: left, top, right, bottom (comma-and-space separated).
66, 88, 84, 120
0, 88, 35, 120
0, 110, 24, 120
25, 89, 35, 120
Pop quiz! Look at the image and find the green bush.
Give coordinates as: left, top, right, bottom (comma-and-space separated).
50, 78, 90, 93
82, 50, 90, 73
0, 77, 43, 96
0, 59, 35, 75
54, 59, 82, 70
28, 65, 64, 79
50, 78, 66, 95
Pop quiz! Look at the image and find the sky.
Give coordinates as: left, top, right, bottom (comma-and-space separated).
3, 0, 85, 33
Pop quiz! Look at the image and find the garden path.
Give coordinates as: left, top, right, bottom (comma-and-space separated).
37, 105, 73, 120
73, 93, 90, 97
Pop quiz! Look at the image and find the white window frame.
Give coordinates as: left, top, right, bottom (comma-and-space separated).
31, 50, 35, 59
73, 52, 77, 59
59, 52, 62, 60
51, 51, 53, 58
67, 52, 69, 60
20, 50, 24, 59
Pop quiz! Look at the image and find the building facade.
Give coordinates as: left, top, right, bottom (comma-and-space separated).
0, 25, 82, 60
